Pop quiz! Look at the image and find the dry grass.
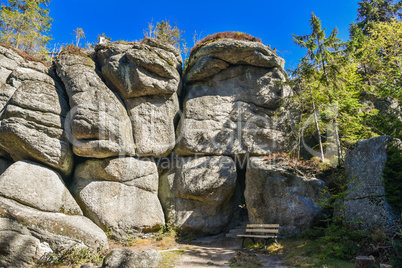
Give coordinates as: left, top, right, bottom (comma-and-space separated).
190, 31, 261, 57
0, 42, 48, 66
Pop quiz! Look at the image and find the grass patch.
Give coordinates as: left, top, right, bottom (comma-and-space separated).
158, 248, 186, 268
36, 246, 107, 267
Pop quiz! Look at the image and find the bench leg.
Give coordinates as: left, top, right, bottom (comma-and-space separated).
264, 239, 268, 250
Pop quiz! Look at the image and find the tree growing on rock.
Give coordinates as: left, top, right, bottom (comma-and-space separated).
144, 19, 188, 53
0, 0, 52, 54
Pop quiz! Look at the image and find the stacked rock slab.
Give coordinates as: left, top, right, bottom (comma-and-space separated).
343, 136, 401, 229
159, 156, 237, 235
71, 157, 165, 239
96, 38, 182, 157
55, 51, 135, 158
245, 157, 326, 237
176, 39, 293, 156
0, 161, 108, 266
0, 46, 73, 176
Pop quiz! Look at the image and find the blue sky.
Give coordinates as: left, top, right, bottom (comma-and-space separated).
48, 0, 360, 70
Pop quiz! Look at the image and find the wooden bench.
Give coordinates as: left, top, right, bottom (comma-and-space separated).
237, 224, 279, 249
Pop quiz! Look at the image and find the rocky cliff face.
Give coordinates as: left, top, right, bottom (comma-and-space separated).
0, 38, 337, 265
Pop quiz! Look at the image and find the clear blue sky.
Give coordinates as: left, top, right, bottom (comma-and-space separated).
48, 0, 360, 71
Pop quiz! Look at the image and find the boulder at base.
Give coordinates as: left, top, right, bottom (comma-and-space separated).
0, 161, 108, 265
245, 157, 326, 237
71, 157, 165, 239
159, 155, 237, 235
102, 249, 161, 268
343, 136, 401, 229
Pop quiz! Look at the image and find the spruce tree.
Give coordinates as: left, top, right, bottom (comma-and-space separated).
0, 0, 52, 53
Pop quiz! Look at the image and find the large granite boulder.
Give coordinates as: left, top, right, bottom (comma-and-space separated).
176, 39, 293, 156
71, 157, 165, 239
0, 218, 52, 267
55, 51, 135, 158
159, 156, 237, 235
96, 38, 182, 98
343, 136, 401, 229
0, 161, 108, 264
102, 249, 161, 268
0, 160, 81, 214
96, 38, 181, 157
245, 157, 326, 237
0, 50, 74, 176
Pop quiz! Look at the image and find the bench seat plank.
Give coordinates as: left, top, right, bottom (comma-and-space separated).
237, 234, 277, 239
247, 224, 280, 228
245, 229, 279, 234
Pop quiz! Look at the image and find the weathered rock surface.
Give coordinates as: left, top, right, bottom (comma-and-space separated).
159, 156, 237, 235
102, 249, 161, 268
343, 136, 401, 229
0, 196, 108, 250
0, 160, 107, 257
96, 38, 182, 157
0, 218, 52, 268
176, 39, 292, 156
96, 38, 182, 98
72, 157, 165, 238
0, 160, 82, 215
245, 157, 326, 237
0, 45, 23, 110
125, 93, 179, 157
55, 52, 135, 158
0, 52, 74, 176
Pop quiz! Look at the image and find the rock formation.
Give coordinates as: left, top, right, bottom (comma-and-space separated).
159, 156, 237, 235
0, 35, 359, 265
0, 52, 73, 176
176, 39, 293, 156
0, 161, 108, 266
343, 136, 401, 229
245, 157, 326, 237
71, 157, 165, 239
55, 51, 135, 158
96, 38, 182, 157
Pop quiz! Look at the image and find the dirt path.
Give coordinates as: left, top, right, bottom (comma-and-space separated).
172, 235, 288, 268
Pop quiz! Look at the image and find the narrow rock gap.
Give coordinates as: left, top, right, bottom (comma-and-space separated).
229, 155, 248, 230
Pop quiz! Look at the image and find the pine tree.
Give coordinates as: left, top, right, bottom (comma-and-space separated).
293, 12, 375, 164
0, 0, 52, 53
293, 12, 345, 164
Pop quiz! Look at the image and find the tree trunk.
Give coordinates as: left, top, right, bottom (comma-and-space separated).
310, 87, 325, 162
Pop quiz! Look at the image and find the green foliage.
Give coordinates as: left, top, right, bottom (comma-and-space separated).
383, 140, 402, 211
391, 228, 402, 267
292, 12, 375, 163
0, 0, 52, 54
144, 19, 187, 53
352, 0, 402, 36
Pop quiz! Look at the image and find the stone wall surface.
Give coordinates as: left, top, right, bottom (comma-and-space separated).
176, 39, 292, 156
159, 155, 237, 235
343, 136, 401, 229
